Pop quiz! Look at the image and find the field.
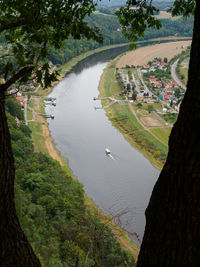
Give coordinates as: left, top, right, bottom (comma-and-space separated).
150, 127, 172, 144
178, 58, 189, 85
155, 11, 180, 20
117, 40, 191, 67
129, 9, 180, 20
179, 66, 188, 85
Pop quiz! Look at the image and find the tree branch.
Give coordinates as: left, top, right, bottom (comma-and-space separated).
0, 66, 33, 91
0, 20, 27, 32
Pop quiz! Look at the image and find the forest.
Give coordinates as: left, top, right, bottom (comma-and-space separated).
0, 7, 193, 66
49, 12, 193, 65
6, 97, 135, 266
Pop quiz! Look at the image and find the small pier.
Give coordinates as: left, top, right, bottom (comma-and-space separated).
44, 97, 56, 101
39, 114, 55, 119
44, 97, 56, 106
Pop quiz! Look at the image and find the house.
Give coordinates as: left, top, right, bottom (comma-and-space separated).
154, 81, 162, 87
166, 82, 178, 89
149, 77, 157, 84
15, 95, 25, 109
128, 92, 133, 100
149, 67, 155, 72
0, 78, 5, 84
9, 88, 18, 95
163, 94, 168, 101
166, 89, 173, 95
141, 69, 147, 73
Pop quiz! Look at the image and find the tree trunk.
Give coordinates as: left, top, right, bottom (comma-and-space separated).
0, 89, 41, 266
137, 2, 200, 266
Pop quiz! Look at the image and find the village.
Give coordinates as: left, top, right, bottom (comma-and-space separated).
117, 54, 187, 115
0, 62, 57, 124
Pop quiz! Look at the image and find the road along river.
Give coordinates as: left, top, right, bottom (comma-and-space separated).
46, 46, 160, 246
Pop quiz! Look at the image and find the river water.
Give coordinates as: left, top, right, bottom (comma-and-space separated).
46, 46, 160, 246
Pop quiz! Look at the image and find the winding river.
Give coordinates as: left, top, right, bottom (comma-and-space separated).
46, 46, 160, 246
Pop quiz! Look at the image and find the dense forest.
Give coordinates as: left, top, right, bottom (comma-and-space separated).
6, 97, 135, 266
49, 12, 193, 65
0, 8, 193, 67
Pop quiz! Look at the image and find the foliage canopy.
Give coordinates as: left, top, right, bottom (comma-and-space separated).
0, 0, 103, 90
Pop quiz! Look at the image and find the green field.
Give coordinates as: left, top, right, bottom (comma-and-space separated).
151, 127, 172, 145
179, 66, 188, 85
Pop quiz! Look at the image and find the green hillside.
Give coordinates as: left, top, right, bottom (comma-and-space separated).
6, 97, 136, 266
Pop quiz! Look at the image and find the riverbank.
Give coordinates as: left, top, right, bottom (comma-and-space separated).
98, 57, 166, 169
98, 40, 190, 169
28, 44, 140, 259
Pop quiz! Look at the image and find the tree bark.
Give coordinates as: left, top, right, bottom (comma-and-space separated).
137, 1, 200, 266
0, 89, 41, 266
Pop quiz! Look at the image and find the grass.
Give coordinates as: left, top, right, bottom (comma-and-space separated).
179, 66, 188, 85
28, 98, 34, 108
111, 102, 167, 166
109, 106, 164, 169
27, 109, 32, 120
99, 56, 124, 98
160, 113, 178, 124
94, 11, 116, 17
150, 127, 172, 145
28, 97, 49, 154
29, 121, 48, 154
138, 102, 162, 112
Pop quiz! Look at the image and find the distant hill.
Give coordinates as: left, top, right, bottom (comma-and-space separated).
97, 0, 174, 8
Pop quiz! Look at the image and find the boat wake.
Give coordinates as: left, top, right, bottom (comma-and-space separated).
107, 154, 115, 160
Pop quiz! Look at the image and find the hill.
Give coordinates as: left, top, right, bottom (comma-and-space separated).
6, 97, 136, 266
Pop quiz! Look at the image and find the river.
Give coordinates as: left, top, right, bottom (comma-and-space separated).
46, 46, 160, 246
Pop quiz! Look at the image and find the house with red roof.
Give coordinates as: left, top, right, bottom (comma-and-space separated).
15, 95, 24, 109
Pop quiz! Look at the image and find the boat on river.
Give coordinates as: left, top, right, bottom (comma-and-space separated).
105, 148, 111, 155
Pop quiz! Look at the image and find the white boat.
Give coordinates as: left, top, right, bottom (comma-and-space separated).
105, 148, 111, 155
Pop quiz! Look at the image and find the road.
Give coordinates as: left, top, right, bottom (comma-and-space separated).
137, 68, 152, 97
171, 59, 186, 90
24, 96, 28, 125
131, 71, 140, 93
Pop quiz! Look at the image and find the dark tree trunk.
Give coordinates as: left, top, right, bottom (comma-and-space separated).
137, 2, 200, 266
0, 89, 41, 266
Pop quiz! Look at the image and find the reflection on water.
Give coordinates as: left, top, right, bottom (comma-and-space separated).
46, 46, 160, 246
69, 45, 129, 74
